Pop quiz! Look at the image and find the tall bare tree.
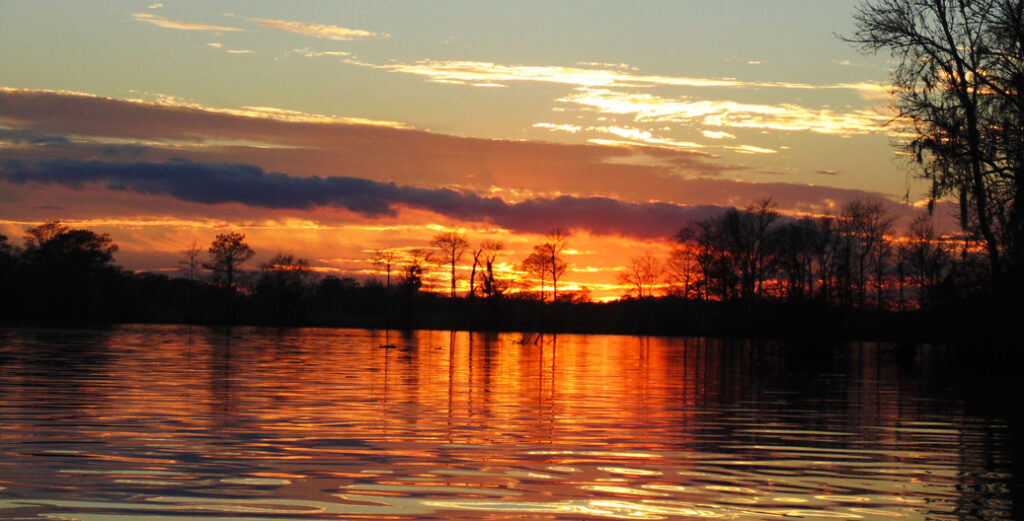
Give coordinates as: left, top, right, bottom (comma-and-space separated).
431, 231, 469, 299
478, 241, 506, 298
843, 199, 894, 308
374, 248, 398, 293
666, 244, 700, 299
849, 0, 1024, 289
521, 249, 548, 301
180, 240, 202, 282
907, 213, 950, 307
541, 229, 569, 302
618, 252, 663, 299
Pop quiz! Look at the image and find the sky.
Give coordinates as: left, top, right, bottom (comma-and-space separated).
0, 1, 940, 299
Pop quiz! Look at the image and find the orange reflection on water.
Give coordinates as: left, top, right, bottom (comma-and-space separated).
0, 326, 1016, 520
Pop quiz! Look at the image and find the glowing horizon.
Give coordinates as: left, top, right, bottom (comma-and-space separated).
0, 1, 947, 300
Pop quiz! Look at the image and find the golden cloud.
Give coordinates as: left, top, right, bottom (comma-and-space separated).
250, 18, 386, 41
560, 89, 890, 136
595, 126, 704, 150
131, 13, 241, 32
358, 59, 887, 95
533, 123, 583, 133
727, 144, 778, 155
702, 130, 736, 140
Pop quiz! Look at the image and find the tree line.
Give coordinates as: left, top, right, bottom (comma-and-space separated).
848, 0, 1024, 298
0, 201, 999, 342
0, 222, 583, 329
618, 198, 967, 312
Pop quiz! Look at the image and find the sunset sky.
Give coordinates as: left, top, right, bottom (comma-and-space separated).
0, 1, 936, 299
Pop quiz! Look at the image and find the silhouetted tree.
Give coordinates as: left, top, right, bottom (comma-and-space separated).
907, 213, 950, 307
540, 229, 570, 302
849, 0, 1024, 291
0, 234, 15, 317
677, 217, 728, 300
618, 252, 663, 298
256, 255, 313, 294
810, 216, 840, 303
255, 254, 314, 323
374, 248, 398, 294
678, 201, 779, 301
666, 243, 700, 299
843, 199, 894, 308
747, 198, 781, 297
21, 221, 120, 320
399, 248, 428, 295
468, 246, 483, 298
479, 241, 506, 299
0, 233, 12, 258
775, 218, 819, 302
206, 232, 254, 288
179, 240, 202, 282
895, 241, 910, 312
521, 248, 549, 301
23, 221, 118, 271
431, 231, 468, 299
315, 275, 359, 311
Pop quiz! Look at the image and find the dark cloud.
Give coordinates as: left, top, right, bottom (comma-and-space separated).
0, 128, 70, 147
101, 144, 148, 156
1, 159, 726, 239
815, 169, 841, 176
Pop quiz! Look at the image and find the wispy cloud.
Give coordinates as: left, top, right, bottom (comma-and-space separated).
226, 49, 253, 55
703, 130, 736, 140
250, 18, 386, 41
131, 13, 241, 32
292, 48, 352, 58
533, 123, 583, 133
350, 58, 887, 96
727, 145, 777, 155
559, 88, 889, 136
594, 126, 703, 150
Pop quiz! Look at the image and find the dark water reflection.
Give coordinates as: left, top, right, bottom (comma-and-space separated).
0, 325, 1018, 520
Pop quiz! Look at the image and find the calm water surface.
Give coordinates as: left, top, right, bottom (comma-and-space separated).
0, 325, 1018, 520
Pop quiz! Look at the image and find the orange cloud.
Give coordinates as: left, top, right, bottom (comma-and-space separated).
0, 86, 906, 216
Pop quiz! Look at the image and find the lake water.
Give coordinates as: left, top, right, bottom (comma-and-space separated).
0, 325, 1019, 520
